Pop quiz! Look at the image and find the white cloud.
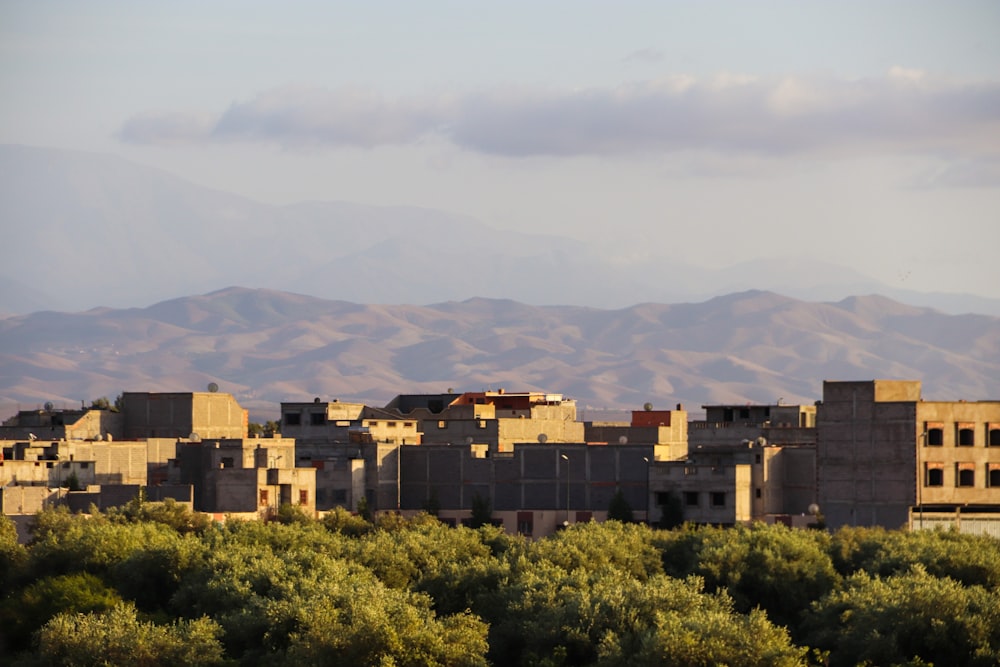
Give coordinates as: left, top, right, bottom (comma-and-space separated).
118, 72, 1000, 161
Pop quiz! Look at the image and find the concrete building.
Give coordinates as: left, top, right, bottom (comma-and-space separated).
172, 437, 315, 516
0, 406, 123, 441
386, 390, 584, 453
398, 442, 653, 537
817, 379, 1000, 531
122, 391, 247, 440
584, 406, 689, 461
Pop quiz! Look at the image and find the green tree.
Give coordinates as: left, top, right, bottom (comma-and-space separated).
88, 396, 111, 411
0, 572, 122, 652
607, 489, 634, 523
34, 602, 224, 666
655, 523, 839, 635
469, 493, 493, 529
802, 566, 1000, 667
656, 490, 685, 529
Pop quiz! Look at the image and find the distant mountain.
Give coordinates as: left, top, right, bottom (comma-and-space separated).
1, 288, 997, 420
2, 144, 998, 316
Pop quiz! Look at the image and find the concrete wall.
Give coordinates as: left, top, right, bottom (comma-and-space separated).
123, 392, 246, 440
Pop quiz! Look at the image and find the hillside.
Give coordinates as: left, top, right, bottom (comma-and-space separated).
1, 288, 997, 420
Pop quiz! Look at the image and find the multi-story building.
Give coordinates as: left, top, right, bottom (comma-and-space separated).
386, 390, 584, 453
817, 379, 1000, 531
399, 441, 653, 537
122, 391, 247, 440
0, 406, 122, 441
584, 406, 688, 461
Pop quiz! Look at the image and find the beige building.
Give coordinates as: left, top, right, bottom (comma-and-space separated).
817, 379, 1000, 531
0, 406, 123, 441
584, 406, 689, 461
388, 390, 583, 453
122, 391, 247, 440
172, 437, 315, 516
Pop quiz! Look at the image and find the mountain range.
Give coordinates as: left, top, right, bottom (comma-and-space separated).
1, 287, 997, 421
2, 144, 999, 317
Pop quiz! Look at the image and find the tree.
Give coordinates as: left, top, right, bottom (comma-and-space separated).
802, 566, 1000, 667
89, 396, 112, 411
469, 493, 493, 528
656, 489, 685, 529
34, 602, 224, 666
607, 489, 634, 523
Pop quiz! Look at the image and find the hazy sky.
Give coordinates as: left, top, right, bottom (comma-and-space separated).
2, 1, 999, 296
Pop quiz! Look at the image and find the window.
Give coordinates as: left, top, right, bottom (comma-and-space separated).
957, 466, 975, 487
926, 428, 943, 446
988, 467, 1000, 488
284, 413, 301, 426
989, 427, 1000, 447
926, 468, 943, 487
517, 511, 533, 536
710, 492, 726, 507
404, 422, 414, 428
259, 489, 269, 506
333, 489, 347, 503
220, 456, 234, 469
299, 489, 309, 505
387, 421, 396, 427
755, 488, 762, 499
683, 492, 699, 507
739, 408, 750, 419
310, 413, 326, 426
438, 420, 447, 429
754, 454, 762, 464
957, 425, 975, 446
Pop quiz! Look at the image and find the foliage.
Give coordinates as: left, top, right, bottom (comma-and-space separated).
607, 490, 634, 523
321, 506, 372, 537
247, 420, 280, 437
654, 523, 839, 634
33, 602, 224, 666
0, 572, 122, 652
8, 508, 1000, 666
829, 525, 1000, 589
469, 492, 494, 528
656, 490, 684, 529
802, 566, 1000, 667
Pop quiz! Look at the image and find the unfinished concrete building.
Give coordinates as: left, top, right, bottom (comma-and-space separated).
817, 379, 1000, 532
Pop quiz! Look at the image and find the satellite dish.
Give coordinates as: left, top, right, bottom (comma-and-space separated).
189, 432, 201, 442
756, 436, 767, 446
643, 402, 653, 412
314, 397, 321, 403
465, 436, 474, 445
44, 401, 54, 412
619, 435, 628, 444
207, 382, 219, 393
537, 433, 548, 443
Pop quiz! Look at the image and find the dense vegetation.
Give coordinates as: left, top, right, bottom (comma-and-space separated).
3, 502, 1000, 666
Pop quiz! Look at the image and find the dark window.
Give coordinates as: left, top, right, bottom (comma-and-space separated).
710, 492, 726, 507
655, 492, 673, 505
754, 454, 762, 464
683, 491, 699, 507
723, 408, 734, 422
517, 511, 533, 536
299, 489, 309, 505
989, 469, 1000, 488
926, 468, 943, 486
958, 468, 975, 487
80, 462, 89, 469
333, 489, 347, 503
926, 428, 943, 446
284, 413, 301, 426
387, 421, 396, 427
958, 428, 975, 446
990, 429, 1000, 446
755, 488, 762, 499
739, 408, 750, 419
310, 413, 326, 426
259, 489, 269, 506
404, 422, 414, 428
220, 457, 234, 468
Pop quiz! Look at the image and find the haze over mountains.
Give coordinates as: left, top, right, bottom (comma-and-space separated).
1, 287, 997, 421
2, 144, 999, 317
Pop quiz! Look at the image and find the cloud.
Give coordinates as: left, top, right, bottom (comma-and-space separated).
118, 71, 1000, 161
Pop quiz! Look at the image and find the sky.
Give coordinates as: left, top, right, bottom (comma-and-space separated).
2, 1, 1000, 297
